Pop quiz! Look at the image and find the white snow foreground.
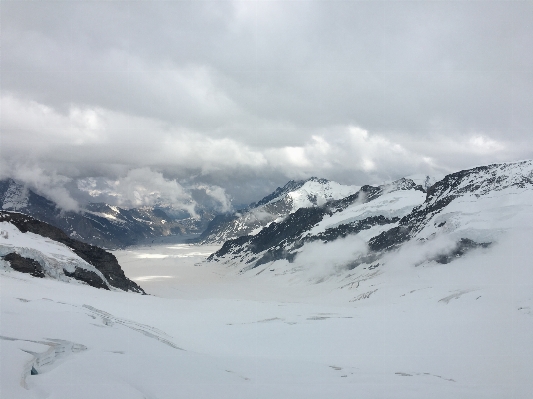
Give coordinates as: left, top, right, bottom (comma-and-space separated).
1, 236, 532, 399
0, 221, 110, 287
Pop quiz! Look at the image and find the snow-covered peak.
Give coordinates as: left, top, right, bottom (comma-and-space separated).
200, 177, 360, 243
251, 177, 359, 210
284, 179, 360, 212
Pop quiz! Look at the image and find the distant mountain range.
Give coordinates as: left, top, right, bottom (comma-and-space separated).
0, 179, 213, 248
2, 160, 533, 291
208, 160, 533, 274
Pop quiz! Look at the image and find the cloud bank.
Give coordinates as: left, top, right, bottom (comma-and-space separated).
1, 1, 532, 204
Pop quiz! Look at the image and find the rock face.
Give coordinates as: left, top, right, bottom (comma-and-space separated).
199, 177, 360, 244
3, 253, 45, 278
208, 160, 533, 273
0, 179, 212, 248
0, 211, 144, 293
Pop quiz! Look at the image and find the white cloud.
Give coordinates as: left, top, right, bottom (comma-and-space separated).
0, 93, 528, 205
76, 169, 234, 216
193, 184, 232, 213
0, 162, 80, 212
294, 235, 369, 281
76, 168, 197, 216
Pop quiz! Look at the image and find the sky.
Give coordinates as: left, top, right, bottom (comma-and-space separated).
1, 0, 532, 211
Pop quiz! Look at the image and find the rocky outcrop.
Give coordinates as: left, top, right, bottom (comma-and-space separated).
3, 253, 45, 278
0, 211, 144, 293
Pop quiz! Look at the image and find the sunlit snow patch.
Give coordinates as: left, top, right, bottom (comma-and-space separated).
134, 275, 174, 281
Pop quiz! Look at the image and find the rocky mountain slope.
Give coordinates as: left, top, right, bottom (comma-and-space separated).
198, 177, 359, 243
208, 160, 533, 276
0, 179, 212, 248
0, 211, 144, 293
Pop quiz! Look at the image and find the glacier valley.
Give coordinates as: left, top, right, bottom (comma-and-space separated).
1, 161, 532, 398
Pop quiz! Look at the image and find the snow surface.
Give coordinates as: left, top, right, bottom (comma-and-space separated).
1, 236, 532, 398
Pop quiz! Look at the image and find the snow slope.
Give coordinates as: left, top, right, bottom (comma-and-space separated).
0, 212, 144, 292
1, 239, 531, 398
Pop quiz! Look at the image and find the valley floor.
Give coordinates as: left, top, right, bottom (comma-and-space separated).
1, 241, 532, 398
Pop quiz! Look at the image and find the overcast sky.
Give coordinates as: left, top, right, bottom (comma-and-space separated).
1, 1, 532, 209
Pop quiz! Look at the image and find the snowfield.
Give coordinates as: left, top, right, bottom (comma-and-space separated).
1, 236, 532, 398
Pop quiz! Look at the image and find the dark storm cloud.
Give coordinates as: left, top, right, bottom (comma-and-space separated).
1, 1, 532, 206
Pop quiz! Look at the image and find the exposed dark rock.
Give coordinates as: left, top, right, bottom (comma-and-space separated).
432, 238, 491, 264
207, 234, 253, 260
3, 252, 45, 278
368, 226, 412, 252
310, 216, 400, 243
250, 207, 327, 255
0, 211, 144, 293
64, 267, 109, 290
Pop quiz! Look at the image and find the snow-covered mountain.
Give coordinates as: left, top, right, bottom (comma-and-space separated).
0, 211, 144, 293
198, 177, 360, 243
0, 179, 213, 248
208, 160, 533, 276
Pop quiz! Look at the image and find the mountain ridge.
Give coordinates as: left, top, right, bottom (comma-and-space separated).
198, 177, 360, 244
0, 179, 212, 249
208, 160, 533, 276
